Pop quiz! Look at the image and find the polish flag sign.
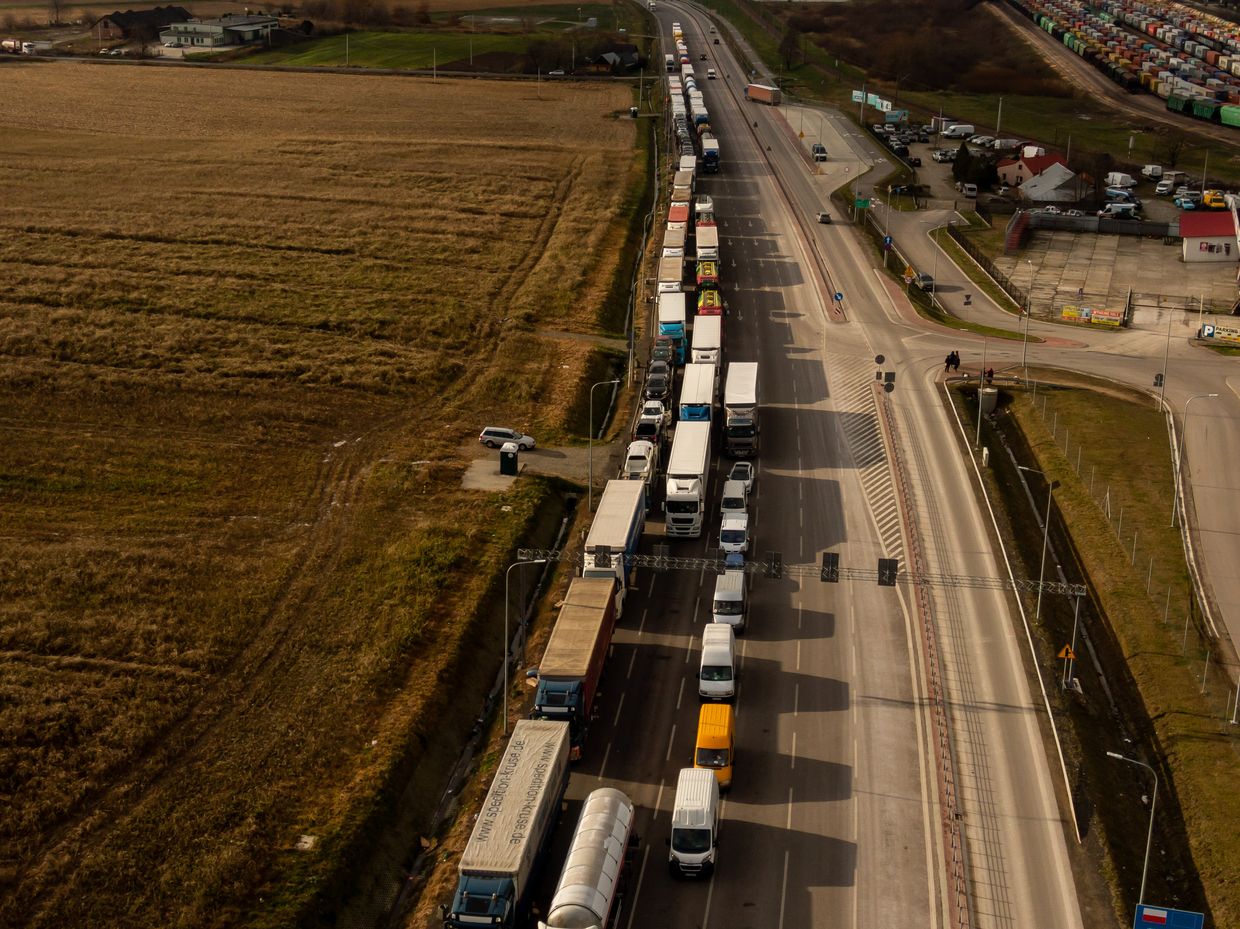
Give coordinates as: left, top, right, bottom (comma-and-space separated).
1139, 909, 1169, 925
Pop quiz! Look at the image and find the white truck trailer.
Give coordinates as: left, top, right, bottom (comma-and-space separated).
723, 362, 759, 458
691, 314, 721, 365
582, 479, 645, 615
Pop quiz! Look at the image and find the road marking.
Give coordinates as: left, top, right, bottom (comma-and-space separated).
785, 787, 794, 829
777, 850, 790, 929
613, 693, 626, 727
625, 844, 651, 929
665, 724, 677, 762
798, 604, 803, 631
597, 743, 611, 781
794, 682, 799, 717
693, 594, 701, 619
790, 731, 797, 769
638, 608, 648, 637
627, 650, 637, 679
701, 860, 717, 929
654, 776, 665, 819
796, 640, 801, 671
676, 676, 686, 710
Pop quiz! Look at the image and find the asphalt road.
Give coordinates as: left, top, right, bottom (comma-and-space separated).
534, 6, 1091, 929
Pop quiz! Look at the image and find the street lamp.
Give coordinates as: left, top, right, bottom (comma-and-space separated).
1106, 751, 1158, 907
1018, 465, 1058, 623
588, 378, 622, 511
1172, 392, 1218, 528
504, 558, 547, 735
1022, 258, 1034, 374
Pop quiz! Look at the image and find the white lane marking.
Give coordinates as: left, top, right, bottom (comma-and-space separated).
638, 608, 648, 637
676, 676, 686, 710
796, 640, 801, 671
701, 859, 717, 929
785, 786, 794, 829
790, 731, 797, 769
654, 777, 665, 820
627, 650, 637, 679
597, 743, 611, 781
777, 850, 790, 929
665, 724, 677, 762
613, 693, 626, 727
693, 594, 701, 619
798, 603, 803, 631
794, 682, 800, 717
626, 844, 651, 929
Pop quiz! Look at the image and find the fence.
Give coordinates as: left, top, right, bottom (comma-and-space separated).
946, 223, 1028, 308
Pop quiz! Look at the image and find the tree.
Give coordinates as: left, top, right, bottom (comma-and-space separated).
1161, 131, 1187, 169
778, 22, 801, 71
952, 142, 973, 182
47, 0, 62, 24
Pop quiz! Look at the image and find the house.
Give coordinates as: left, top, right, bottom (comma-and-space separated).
96, 6, 190, 39
1179, 212, 1237, 262
160, 13, 277, 48
1019, 161, 1087, 203
997, 152, 1069, 188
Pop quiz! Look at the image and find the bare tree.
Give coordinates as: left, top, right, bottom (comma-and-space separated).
778, 22, 801, 71
48, 0, 63, 25
1161, 132, 1187, 169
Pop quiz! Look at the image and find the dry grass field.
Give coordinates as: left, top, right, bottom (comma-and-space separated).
0, 61, 641, 928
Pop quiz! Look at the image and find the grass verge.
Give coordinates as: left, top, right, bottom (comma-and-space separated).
957, 374, 1238, 928
932, 227, 1023, 316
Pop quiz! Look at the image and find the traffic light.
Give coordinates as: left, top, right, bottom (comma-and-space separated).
821, 552, 839, 583
878, 558, 899, 587
765, 551, 783, 579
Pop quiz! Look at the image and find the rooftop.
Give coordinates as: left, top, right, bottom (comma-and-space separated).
1180, 212, 1237, 238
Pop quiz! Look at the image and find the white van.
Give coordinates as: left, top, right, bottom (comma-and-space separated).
941, 123, 975, 139
1098, 202, 1137, 218
669, 767, 720, 877
712, 570, 746, 632
699, 623, 735, 701
720, 479, 747, 517
719, 513, 749, 553
961, 183, 978, 199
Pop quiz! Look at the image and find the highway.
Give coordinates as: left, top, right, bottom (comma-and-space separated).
538, 6, 1089, 929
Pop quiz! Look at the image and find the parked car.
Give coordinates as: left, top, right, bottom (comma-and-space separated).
1065, 209, 1085, 217
479, 427, 535, 449
811, 142, 827, 162
1042, 205, 1063, 215
644, 373, 671, 403
908, 156, 922, 167
914, 273, 935, 292
1174, 196, 1198, 210
891, 144, 909, 157
727, 461, 754, 494
1155, 179, 1175, 196
931, 149, 956, 163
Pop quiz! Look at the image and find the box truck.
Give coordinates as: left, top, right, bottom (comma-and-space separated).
678, 363, 716, 423
665, 421, 711, 537
539, 788, 635, 929
1105, 171, 1137, 189
701, 136, 720, 173
745, 83, 780, 105
691, 314, 721, 365
679, 154, 697, 175
582, 479, 645, 615
657, 291, 687, 362
723, 362, 759, 458
668, 768, 720, 877
530, 576, 619, 760
442, 720, 570, 928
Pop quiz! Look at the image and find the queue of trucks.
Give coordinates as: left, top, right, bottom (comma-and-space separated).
445, 22, 756, 925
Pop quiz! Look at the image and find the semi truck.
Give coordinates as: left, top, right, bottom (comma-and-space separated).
666, 421, 711, 538
583, 479, 645, 615
701, 137, 720, 173
723, 362, 759, 458
539, 788, 635, 929
668, 201, 690, 228
662, 225, 686, 259
673, 169, 694, 201
530, 576, 619, 760
658, 255, 684, 296
442, 720, 571, 929
679, 363, 716, 422
745, 83, 781, 105
657, 291, 687, 363
696, 224, 719, 261
679, 154, 697, 175
691, 314, 721, 365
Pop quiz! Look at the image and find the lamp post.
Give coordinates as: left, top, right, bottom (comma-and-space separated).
1172, 392, 1219, 528
504, 558, 546, 735
1106, 751, 1158, 906
1022, 258, 1034, 374
1018, 465, 1057, 623
588, 378, 621, 511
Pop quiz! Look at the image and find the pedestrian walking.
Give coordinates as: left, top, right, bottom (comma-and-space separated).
985, 367, 994, 385
951, 352, 960, 373
944, 353, 953, 373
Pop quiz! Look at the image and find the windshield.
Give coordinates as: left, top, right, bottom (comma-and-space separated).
714, 599, 743, 615
726, 424, 755, 438
667, 500, 699, 514
700, 665, 732, 682
720, 530, 746, 544
721, 496, 743, 511
695, 747, 730, 768
671, 828, 712, 854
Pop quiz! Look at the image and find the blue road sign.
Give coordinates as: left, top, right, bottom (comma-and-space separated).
1134, 904, 1204, 929
883, 235, 893, 250
834, 292, 844, 303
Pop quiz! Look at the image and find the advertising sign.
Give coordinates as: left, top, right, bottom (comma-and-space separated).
1200, 322, 1240, 344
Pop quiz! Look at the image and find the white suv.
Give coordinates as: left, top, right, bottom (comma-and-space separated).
478, 427, 535, 449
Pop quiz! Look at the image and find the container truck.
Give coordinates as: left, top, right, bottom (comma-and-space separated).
701, 137, 720, 173
538, 788, 635, 929
668, 201, 690, 228
582, 479, 645, 615
691, 314, 721, 365
666, 421, 711, 537
530, 576, 619, 760
745, 83, 781, 105
696, 224, 719, 261
723, 362, 759, 458
442, 720, 570, 929
658, 255, 684, 296
673, 169, 695, 199
662, 225, 686, 259
657, 291, 687, 363
678, 363, 716, 422
679, 154, 697, 174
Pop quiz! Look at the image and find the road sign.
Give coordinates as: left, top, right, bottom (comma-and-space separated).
902, 268, 916, 283
1057, 645, 1077, 660
1134, 905, 1204, 929
833, 292, 844, 303
883, 235, 893, 250
854, 197, 870, 209
851, 89, 863, 103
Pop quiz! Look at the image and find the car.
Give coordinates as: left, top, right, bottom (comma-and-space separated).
816, 211, 832, 224
648, 359, 670, 380
623, 440, 657, 483
917, 132, 929, 143
548, 69, 565, 75
890, 144, 909, 157
719, 513, 750, 554
913, 273, 935, 292
1155, 179, 1175, 195
644, 373, 671, 403
1065, 209, 1084, 217
889, 184, 913, 196
109, 48, 124, 55
713, 37, 719, 44
1042, 205, 1062, 215
996, 185, 1011, 196
727, 460, 754, 494
908, 156, 922, 167
640, 399, 671, 429
650, 337, 675, 365
699, 53, 707, 60
811, 142, 827, 162
632, 419, 661, 443
1174, 196, 1198, 210
479, 426, 535, 449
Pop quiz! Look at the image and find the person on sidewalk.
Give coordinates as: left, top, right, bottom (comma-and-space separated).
985, 367, 994, 385
951, 352, 960, 372
944, 353, 953, 373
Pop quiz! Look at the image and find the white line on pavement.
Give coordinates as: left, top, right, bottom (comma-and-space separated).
613, 693, 626, 727
777, 850, 790, 929
790, 731, 797, 769
627, 650, 637, 679
597, 743, 611, 781
625, 844, 651, 929
665, 724, 677, 762
676, 676, 685, 710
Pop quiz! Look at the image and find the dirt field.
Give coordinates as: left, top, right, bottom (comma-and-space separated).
0, 61, 640, 928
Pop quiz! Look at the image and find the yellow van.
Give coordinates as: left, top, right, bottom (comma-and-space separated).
694, 703, 734, 790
